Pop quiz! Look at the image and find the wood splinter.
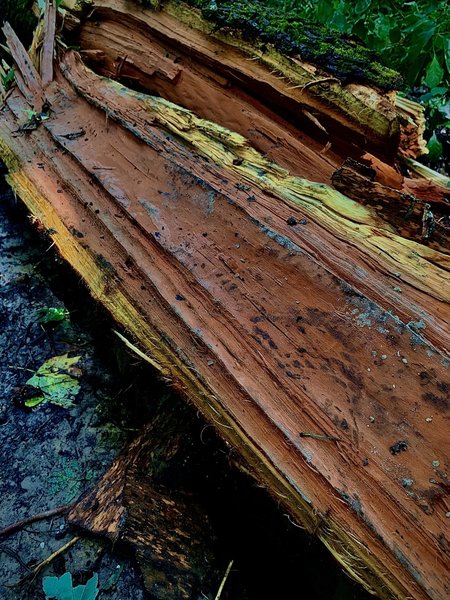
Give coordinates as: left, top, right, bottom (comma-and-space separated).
299, 432, 342, 442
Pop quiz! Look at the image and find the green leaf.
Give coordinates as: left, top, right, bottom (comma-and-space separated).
73, 574, 99, 600
316, 3, 335, 22
403, 52, 428, 87
430, 87, 449, 96
438, 104, 450, 120
426, 132, 443, 162
389, 26, 402, 44
37, 307, 69, 325
24, 395, 46, 408
354, 0, 371, 15
43, 572, 99, 600
330, 11, 347, 32
425, 55, 444, 88
43, 572, 74, 600
403, 18, 435, 41
445, 39, 450, 75
372, 14, 391, 42
25, 354, 82, 408
0, 67, 15, 90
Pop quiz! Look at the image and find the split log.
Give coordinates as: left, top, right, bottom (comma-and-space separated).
0, 2, 449, 599
68, 0, 421, 167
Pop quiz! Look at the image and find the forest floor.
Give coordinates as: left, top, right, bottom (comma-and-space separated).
0, 175, 372, 599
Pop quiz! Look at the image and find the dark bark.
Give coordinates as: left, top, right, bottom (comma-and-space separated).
68, 413, 217, 600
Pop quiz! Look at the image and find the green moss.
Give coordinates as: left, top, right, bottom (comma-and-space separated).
178, 0, 402, 90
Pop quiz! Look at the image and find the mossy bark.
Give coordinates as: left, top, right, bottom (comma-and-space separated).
177, 0, 402, 90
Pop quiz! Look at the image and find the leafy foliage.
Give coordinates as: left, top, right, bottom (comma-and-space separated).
25, 353, 82, 408
43, 572, 99, 600
37, 307, 70, 325
0, 64, 15, 91
184, 0, 402, 89
265, 0, 450, 89
264, 0, 450, 164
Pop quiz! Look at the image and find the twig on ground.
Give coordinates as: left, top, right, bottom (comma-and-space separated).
0, 504, 73, 538
0, 544, 33, 572
214, 559, 234, 600
9, 536, 80, 586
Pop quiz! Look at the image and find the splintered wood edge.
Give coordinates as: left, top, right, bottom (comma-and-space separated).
0, 134, 411, 600
77, 0, 402, 151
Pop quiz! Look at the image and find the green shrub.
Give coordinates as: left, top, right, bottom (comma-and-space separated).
266, 0, 450, 89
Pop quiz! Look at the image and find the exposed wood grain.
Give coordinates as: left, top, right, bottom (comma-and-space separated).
2, 21, 43, 108
60, 52, 450, 349
42, 0, 57, 87
361, 152, 450, 205
82, 0, 405, 160
0, 5, 449, 600
331, 161, 450, 253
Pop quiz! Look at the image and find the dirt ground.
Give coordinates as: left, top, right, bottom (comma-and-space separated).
0, 174, 372, 599
0, 177, 148, 598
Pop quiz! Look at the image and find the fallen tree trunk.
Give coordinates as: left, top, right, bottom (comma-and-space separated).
0, 2, 449, 599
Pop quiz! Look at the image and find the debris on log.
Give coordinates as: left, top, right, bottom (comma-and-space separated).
0, 2, 449, 599
331, 159, 449, 252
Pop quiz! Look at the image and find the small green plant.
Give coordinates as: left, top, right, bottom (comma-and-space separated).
37, 307, 70, 326
0, 67, 14, 90
0, 60, 15, 91
43, 571, 99, 600
25, 353, 81, 408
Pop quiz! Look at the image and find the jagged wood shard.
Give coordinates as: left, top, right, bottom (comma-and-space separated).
0, 2, 449, 599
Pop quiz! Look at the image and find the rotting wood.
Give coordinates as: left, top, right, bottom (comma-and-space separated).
68, 416, 217, 599
360, 152, 450, 205
72, 0, 413, 163
0, 2, 449, 599
1, 22, 44, 109
331, 160, 449, 253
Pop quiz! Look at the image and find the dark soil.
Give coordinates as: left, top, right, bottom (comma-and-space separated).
0, 175, 371, 599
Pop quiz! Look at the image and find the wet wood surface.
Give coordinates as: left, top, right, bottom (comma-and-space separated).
0, 3, 449, 599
